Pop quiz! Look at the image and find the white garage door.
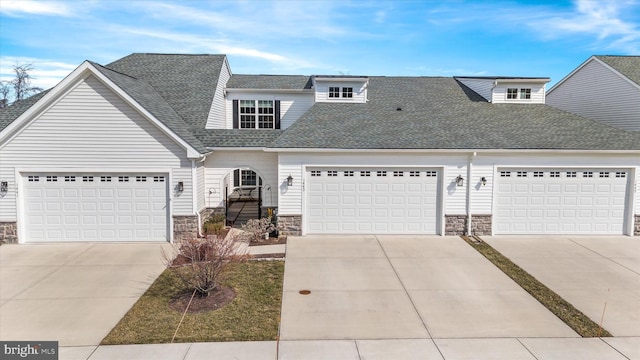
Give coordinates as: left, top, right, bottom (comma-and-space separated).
495, 169, 629, 234
306, 168, 439, 234
23, 174, 168, 242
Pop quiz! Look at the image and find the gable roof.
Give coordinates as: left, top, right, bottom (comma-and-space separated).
271, 77, 640, 150
595, 55, 640, 86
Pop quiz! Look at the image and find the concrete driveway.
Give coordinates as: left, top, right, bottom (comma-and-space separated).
280, 235, 577, 340
483, 235, 640, 336
0, 243, 170, 346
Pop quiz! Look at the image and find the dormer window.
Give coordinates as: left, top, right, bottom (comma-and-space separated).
329, 87, 340, 98
233, 99, 281, 129
506, 88, 532, 100
342, 87, 353, 98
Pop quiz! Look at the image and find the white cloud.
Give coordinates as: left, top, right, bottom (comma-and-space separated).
0, 0, 74, 17
536, 0, 639, 52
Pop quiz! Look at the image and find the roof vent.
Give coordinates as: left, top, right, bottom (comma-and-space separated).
396, 107, 402, 111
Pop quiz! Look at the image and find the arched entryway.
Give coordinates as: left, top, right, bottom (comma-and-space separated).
225, 168, 263, 227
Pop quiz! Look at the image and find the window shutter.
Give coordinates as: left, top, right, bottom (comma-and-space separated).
275, 100, 281, 129
233, 169, 240, 187
232, 99, 239, 129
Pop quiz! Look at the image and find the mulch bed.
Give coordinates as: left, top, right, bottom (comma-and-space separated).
250, 236, 287, 246
169, 286, 236, 314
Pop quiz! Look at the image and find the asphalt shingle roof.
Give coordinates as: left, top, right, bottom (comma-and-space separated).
596, 55, 640, 86
105, 53, 226, 131
0, 90, 49, 132
191, 129, 284, 148
270, 77, 640, 150
227, 75, 312, 90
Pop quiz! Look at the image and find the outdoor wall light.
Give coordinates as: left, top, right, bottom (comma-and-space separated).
481, 176, 487, 186
177, 181, 184, 192
286, 174, 294, 187
0, 181, 7, 193
455, 175, 464, 187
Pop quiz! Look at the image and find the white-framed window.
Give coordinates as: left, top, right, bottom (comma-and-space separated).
615, 172, 626, 178
425, 171, 437, 177
500, 171, 511, 177
46, 175, 57, 182
393, 171, 404, 177
153, 176, 165, 182
409, 171, 420, 177
377, 171, 387, 177
136, 176, 147, 182
119, 176, 129, 182
83, 176, 93, 182
517, 171, 527, 177
328, 171, 338, 177
241, 170, 257, 186
599, 171, 610, 178
64, 176, 76, 182
533, 171, 543, 178
360, 171, 371, 177
257, 100, 274, 129
329, 87, 340, 98
311, 170, 321, 177
342, 87, 353, 98
28, 175, 39, 182
566, 171, 576, 178
583, 171, 593, 178
550, 171, 560, 178
100, 176, 111, 182
239, 100, 256, 129
506, 88, 531, 100
344, 171, 354, 177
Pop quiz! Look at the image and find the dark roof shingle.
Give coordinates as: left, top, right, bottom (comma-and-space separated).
596, 55, 640, 86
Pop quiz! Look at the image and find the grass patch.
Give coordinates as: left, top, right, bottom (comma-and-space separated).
101, 260, 284, 344
461, 236, 611, 338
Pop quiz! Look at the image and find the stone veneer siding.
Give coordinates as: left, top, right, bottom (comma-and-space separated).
173, 215, 199, 243
445, 214, 492, 236
0, 222, 18, 244
277, 215, 302, 236
200, 207, 225, 222
635, 215, 640, 236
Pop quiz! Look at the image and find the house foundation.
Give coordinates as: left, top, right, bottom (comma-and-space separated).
0, 222, 18, 244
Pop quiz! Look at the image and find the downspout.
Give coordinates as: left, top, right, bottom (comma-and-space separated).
192, 157, 205, 238
466, 152, 476, 235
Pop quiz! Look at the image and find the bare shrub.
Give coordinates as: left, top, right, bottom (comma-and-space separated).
163, 235, 248, 297
240, 217, 276, 243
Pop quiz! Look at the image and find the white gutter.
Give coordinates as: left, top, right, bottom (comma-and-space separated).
263, 148, 640, 154
466, 152, 476, 235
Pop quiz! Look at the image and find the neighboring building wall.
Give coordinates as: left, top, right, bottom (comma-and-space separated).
547, 59, 640, 131
203, 150, 279, 208
0, 75, 196, 242
205, 58, 232, 129
225, 91, 314, 129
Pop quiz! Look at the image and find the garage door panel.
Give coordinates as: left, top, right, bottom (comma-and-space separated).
496, 168, 627, 235
306, 168, 439, 234
24, 173, 168, 242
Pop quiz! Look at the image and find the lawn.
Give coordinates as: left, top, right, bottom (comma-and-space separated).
101, 260, 285, 344
462, 236, 611, 337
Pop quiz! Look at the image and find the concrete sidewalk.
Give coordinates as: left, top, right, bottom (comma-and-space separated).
483, 235, 640, 336
59, 337, 639, 360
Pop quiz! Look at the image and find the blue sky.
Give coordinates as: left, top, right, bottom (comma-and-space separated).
1, 0, 639, 91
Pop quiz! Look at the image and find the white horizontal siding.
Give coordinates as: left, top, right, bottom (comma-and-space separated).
0, 75, 193, 220
205, 58, 231, 129
470, 163, 494, 214
196, 161, 205, 211
224, 92, 314, 129
456, 78, 493, 101
444, 164, 467, 215
492, 83, 546, 104
547, 59, 640, 131
203, 151, 278, 208
314, 81, 367, 103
